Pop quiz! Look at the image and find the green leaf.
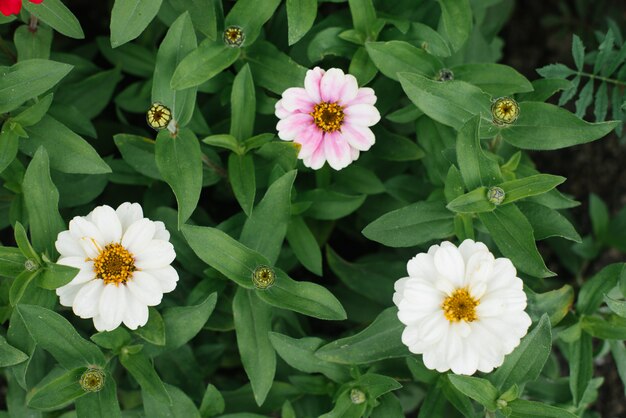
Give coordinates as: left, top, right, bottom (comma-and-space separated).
38, 263, 78, 290
366, 41, 442, 80
437, 0, 472, 51
456, 115, 503, 189
56, 68, 122, 120
160, 292, 217, 351
287, 0, 317, 45
371, 393, 404, 418
143, 383, 200, 418
269, 332, 350, 382
0, 59, 72, 114
15, 304, 106, 369
286, 216, 322, 276
91, 328, 131, 351
444, 165, 464, 203
23, 147, 65, 258
478, 205, 553, 278
316, 307, 409, 364
171, 40, 240, 90
74, 378, 122, 418
27, 367, 86, 410
448, 375, 498, 411
0, 334, 28, 367
517, 201, 581, 242
398, 72, 491, 130
114, 134, 161, 180
134, 308, 166, 346
225, 0, 282, 46
203, 134, 242, 154
507, 399, 577, 418
23, 0, 84, 39
233, 288, 276, 406
577, 264, 624, 315
119, 348, 171, 405
110, 0, 163, 47
14, 25, 52, 60
155, 128, 203, 227
574, 79, 594, 118
516, 78, 573, 102
362, 200, 454, 247
181, 225, 268, 289
14, 221, 41, 263
229, 153, 256, 217
230, 65, 256, 141
499, 102, 619, 150
240, 170, 296, 264
572, 35, 585, 71
10, 269, 41, 306
609, 340, 626, 397
301, 189, 366, 220
199, 384, 225, 418
11, 93, 54, 127
451, 63, 533, 96
0, 246, 27, 278
153, 11, 198, 127
594, 81, 609, 122
569, 332, 592, 406
245, 41, 307, 95
348, 0, 377, 40
581, 314, 626, 339
22, 116, 111, 174
257, 269, 346, 320
526, 285, 574, 326
605, 294, 626, 318
589, 193, 609, 240
536, 63, 576, 79
0, 125, 19, 175
490, 314, 552, 390
500, 174, 566, 204
446, 187, 495, 213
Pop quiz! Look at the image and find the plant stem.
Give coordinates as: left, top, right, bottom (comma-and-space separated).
577, 71, 626, 87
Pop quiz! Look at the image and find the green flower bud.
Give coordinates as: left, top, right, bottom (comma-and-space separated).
252, 265, 275, 289
24, 259, 39, 271
350, 388, 366, 404
224, 26, 245, 47
487, 187, 505, 205
438, 68, 454, 82
80, 368, 105, 393
491, 97, 519, 125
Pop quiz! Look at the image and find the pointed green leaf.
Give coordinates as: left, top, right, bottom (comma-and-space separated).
230, 64, 256, 141
171, 40, 240, 90
228, 153, 256, 217
287, 0, 317, 45
437, 0, 472, 51
110, 0, 162, 47
456, 115, 503, 189
23, 0, 84, 39
366, 41, 442, 80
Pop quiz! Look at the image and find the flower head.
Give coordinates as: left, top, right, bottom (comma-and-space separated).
275, 67, 381, 170
0, 0, 43, 16
55, 203, 179, 332
146, 102, 176, 133
491, 97, 519, 125
80, 368, 105, 392
252, 265, 275, 289
223, 25, 245, 47
393, 240, 531, 375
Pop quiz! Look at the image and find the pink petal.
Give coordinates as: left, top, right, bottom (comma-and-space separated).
344, 103, 381, 127
0, 0, 22, 15
304, 67, 325, 103
350, 147, 360, 162
28, 0, 43, 3
303, 139, 326, 170
345, 87, 377, 106
320, 68, 346, 103
296, 125, 324, 159
323, 131, 352, 170
337, 74, 359, 105
281, 87, 316, 113
342, 124, 375, 151
277, 113, 314, 141
275, 99, 291, 119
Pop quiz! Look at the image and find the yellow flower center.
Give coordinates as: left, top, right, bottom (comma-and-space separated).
146, 103, 172, 130
93, 243, 136, 285
442, 288, 479, 322
491, 97, 519, 125
224, 26, 244, 46
310, 102, 345, 133
252, 265, 275, 289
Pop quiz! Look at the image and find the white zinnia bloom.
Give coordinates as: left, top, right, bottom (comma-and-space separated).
393, 239, 531, 375
55, 203, 178, 332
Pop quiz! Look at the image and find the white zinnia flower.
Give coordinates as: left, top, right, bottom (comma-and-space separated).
55, 203, 178, 332
393, 239, 531, 375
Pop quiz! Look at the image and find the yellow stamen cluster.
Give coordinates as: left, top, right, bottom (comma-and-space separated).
252, 265, 275, 289
223, 26, 245, 47
93, 243, 136, 285
310, 102, 345, 133
146, 102, 172, 130
442, 288, 479, 322
491, 97, 519, 125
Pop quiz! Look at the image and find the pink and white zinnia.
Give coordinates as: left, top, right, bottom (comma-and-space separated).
55, 203, 178, 332
275, 67, 381, 170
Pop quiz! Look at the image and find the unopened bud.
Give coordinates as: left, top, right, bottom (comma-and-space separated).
487, 187, 505, 205
80, 368, 105, 393
252, 265, 275, 289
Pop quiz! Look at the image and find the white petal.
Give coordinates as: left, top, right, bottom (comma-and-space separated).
392, 277, 410, 306
153, 221, 170, 241
116, 202, 144, 232
134, 240, 176, 270
126, 271, 163, 306
144, 266, 179, 293
337, 74, 359, 104
55, 231, 85, 257
58, 257, 96, 285
465, 251, 495, 284
92, 315, 108, 332
98, 284, 127, 332
69, 217, 105, 250
457, 239, 489, 264
407, 252, 438, 281
122, 219, 156, 254
56, 283, 83, 307
433, 242, 465, 286
320, 68, 346, 102
72, 280, 104, 318
90, 205, 122, 244
122, 296, 149, 330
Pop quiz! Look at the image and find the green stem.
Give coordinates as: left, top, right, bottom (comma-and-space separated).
577, 71, 626, 87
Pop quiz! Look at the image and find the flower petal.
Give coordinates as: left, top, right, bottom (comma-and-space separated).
275, 99, 291, 119
90, 205, 122, 244
153, 221, 170, 241
55, 231, 85, 257
277, 113, 314, 141
344, 103, 381, 127
302, 139, 327, 170
458, 239, 489, 264
123, 295, 149, 330
281, 87, 316, 113
295, 126, 324, 160
69, 217, 105, 250
144, 265, 179, 293
56, 283, 83, 307
121, 218, 156, 254
98, 284, 127, 331
323, 131, 352, 170
320, 68, 346, 103
345, 87, 377, 106
0, 0, 22, 16
58, 257, 96, 285
126, 271, 163, 306
134, 240, 176, 270
341, 124, 375, 151
337, 74, 359, 105
433, 242, 465, 286
304, 67, 324, 103
116, 202, 144, 232
73, 280, 104, 319
28, 0, 43, 3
